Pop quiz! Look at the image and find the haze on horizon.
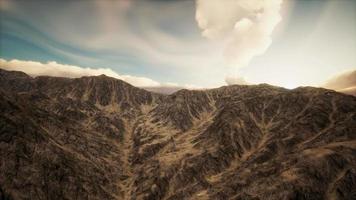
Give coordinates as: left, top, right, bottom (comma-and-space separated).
0, 0, 355, 90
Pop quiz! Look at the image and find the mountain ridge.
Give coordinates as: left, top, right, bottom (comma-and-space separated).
0, 69, 355, 200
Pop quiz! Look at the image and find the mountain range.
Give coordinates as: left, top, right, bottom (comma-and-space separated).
0, 69, 355, 200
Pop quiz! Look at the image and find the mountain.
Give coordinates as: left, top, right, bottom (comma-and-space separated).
0, 69, 355, 200
143, 86, 185, 95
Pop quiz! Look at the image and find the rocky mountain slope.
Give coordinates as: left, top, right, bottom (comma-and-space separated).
0, 69, 355, 200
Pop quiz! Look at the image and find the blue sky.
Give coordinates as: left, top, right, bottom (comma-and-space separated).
0, 0, 355, 88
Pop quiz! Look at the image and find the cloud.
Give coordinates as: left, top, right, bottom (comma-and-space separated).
0, 58, 209, 92
323, 70, 356, 95
225, 75, 250, 86
323, 70, 356, 90
0, 58, 161, 87
1, 0, 225, 87
195, 0, 283, 84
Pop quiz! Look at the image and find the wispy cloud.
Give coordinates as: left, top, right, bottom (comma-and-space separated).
2, 0, 355, 89
0, 0, 224, 87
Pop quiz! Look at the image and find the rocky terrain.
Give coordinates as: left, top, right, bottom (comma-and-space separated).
0, 69, 355, 200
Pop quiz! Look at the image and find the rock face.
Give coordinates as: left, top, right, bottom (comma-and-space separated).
0, 69, 355, 200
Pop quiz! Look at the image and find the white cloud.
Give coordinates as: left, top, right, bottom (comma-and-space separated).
225, 75, 250, 86
195, 0, 283, 84
0, 58, 161, 87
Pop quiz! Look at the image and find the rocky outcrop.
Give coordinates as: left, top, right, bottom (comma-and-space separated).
0, 69, 355, 200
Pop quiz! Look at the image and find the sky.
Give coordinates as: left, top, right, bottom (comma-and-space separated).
0, 0, 355, 89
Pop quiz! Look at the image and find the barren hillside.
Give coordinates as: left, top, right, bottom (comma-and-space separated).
0, 69, 355, 200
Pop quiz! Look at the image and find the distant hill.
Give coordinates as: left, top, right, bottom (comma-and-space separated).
143, 86, 185, 94
1, 69, 355, 200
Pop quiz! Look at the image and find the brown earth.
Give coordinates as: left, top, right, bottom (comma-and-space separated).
0, 69, 355, 200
